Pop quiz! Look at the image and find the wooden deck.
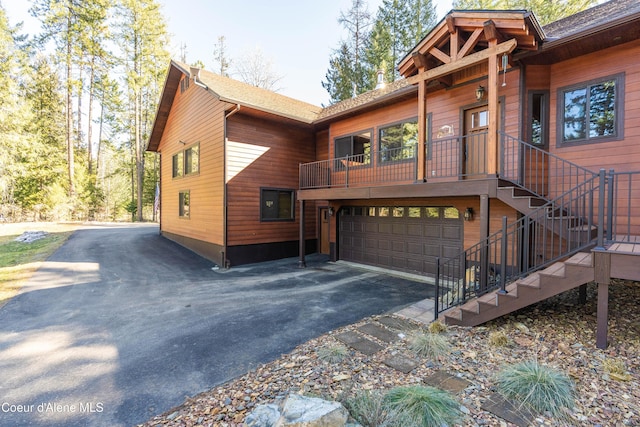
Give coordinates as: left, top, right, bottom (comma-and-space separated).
606, 235, 640, 255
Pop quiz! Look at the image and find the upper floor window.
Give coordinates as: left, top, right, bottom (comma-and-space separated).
335, 130, 371, 165
172, 143, 200, 178
560, 74, 624, 144
180, 77, 190, 93
379, 118, 418, 162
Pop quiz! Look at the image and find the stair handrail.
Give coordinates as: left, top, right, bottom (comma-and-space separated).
434, 168, 605, 318
499, 132, 599, 200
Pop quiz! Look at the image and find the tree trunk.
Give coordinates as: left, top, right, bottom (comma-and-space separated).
66, 15, 75, 197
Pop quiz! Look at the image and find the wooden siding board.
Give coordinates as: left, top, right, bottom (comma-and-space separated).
226, 113, 316, 246
157, 84, 228, 246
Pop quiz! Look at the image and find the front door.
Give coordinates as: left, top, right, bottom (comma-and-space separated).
463, 105, 488, 179
319, 208, 330, 254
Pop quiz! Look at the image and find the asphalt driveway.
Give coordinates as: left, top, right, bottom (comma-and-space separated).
0, 223, 433, 426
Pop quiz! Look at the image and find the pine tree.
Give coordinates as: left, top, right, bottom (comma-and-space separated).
323, 0, 372, 104
116, 0, 170, 221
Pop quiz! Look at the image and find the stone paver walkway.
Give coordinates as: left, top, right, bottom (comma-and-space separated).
334, 311, 533, 426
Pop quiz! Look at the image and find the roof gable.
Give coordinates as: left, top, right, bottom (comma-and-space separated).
147, 61, 321, 152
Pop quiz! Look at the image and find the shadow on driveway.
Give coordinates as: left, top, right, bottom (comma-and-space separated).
0, 224, 432, 426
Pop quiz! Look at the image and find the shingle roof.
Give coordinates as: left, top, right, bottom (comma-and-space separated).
316, 78, 414, 122
542, 0, 640, 40
174, 61, 322, 124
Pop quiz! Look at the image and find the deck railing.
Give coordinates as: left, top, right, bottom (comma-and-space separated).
500, 132, 597, 199
435, 171, 603, 316
601, 170, 640, 245
299, 132, 493, 189
299, 144, 418, 189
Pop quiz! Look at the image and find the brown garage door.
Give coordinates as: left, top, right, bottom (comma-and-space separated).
339, 206, 463, 275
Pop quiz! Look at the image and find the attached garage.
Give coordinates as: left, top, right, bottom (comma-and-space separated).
338, 206, 463, 276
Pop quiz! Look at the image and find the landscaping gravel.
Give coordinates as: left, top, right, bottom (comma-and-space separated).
140, 280, 639, 427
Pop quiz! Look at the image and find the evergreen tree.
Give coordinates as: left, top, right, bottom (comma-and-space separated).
116, 0, 170, 221
323, 0, 372, 104
365, 0, 437, 83
0, 6, 32, 218
452, 0, 597, 25
323, 41, 359, 105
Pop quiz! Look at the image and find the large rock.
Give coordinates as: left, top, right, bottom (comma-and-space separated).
245, 394, 349, 427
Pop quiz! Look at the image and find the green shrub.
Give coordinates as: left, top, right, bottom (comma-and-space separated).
316, 342, 348, 363
496, 360, 575, 418
383, 385, 462, 427
408, 332, 451, 360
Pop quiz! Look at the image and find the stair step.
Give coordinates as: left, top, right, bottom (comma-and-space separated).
461, 301, 480, 315
566, 251, 593, 267
517, 274, 540, 289
540, 262, 566, 277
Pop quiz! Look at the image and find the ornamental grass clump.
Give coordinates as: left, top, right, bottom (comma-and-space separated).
408, 331, 451, 360
343, 390, 405, 427
496, 360, 575, 419
488, 330, 509, 347
316, 342, 348, 363
427, 319, 447, 334
383, 385, 462, 427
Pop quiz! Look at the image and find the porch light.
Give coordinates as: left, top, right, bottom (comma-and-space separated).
464, 207, 474, 221
328, 207, 334, 216
475, 85, 485, 101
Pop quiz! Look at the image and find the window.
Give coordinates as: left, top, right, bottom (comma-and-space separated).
172, 143, 200, 178
179, 191, 190, 218
444, 207, 459, 219
172, 152, 184, 178
529, 91, 549, 146
185, 144, 199, 175
379, 118, 418, 162
560, 74, 623, 144
261, 188, 294, 221
335, 131, 371, 165
180, 77, 190, 93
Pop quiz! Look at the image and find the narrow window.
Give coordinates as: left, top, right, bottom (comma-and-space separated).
172, 152, 184, 178
185, 144, 199, 175
179, 191, 190, 218
529, 91, 548, 147
261, 188, 294, 221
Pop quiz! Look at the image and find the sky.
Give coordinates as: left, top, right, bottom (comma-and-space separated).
2, 0, 454, 106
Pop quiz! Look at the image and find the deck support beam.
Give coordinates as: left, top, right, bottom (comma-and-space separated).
298, 199, 306, 268
593, 250, 611, 349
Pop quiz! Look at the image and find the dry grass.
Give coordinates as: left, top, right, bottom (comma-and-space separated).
0, 222, 79, 305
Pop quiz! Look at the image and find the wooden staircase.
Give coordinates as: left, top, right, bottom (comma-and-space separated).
443, 252, 595, 327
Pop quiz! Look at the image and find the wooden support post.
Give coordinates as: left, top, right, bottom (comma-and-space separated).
578, 284, 587, 305
594, 250, 611, 349
298, 199, 306, 268
487, 41, 499, 176
417, 70, 427, 182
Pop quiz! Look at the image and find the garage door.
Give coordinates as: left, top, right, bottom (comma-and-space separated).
339, 206, 463, 275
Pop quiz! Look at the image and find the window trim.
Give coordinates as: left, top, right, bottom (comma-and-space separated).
556, 73, 624, 147
260, 187, 295, 222
378, 116, 419, 164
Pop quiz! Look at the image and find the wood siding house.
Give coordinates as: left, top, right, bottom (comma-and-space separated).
149, 0, 640, 348
147, 62, 321, 267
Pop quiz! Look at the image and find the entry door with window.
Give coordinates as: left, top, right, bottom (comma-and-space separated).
463, 106, 488, 179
